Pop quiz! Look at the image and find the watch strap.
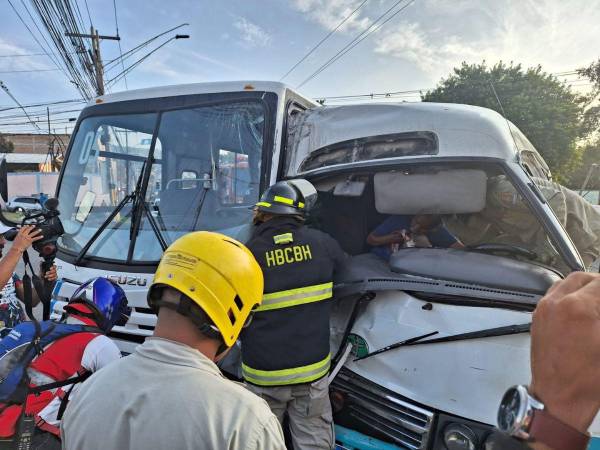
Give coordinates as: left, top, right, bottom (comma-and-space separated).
529, 409, 590, 450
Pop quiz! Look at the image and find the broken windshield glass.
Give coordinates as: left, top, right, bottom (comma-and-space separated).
57, 100, 265, 263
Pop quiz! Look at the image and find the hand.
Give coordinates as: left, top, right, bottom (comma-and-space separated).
12, 225, 43, 253
41, 264, 58, 282
530, 272, 600, 433
384, 230, 408, 245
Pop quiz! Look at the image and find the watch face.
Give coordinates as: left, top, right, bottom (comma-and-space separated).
497, 387, 521, 432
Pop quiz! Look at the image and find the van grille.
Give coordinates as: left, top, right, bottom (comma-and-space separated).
331, 368, 434, 450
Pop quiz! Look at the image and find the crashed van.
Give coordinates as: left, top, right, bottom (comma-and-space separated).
9, 82, 596, 449
285, 103, 600, 449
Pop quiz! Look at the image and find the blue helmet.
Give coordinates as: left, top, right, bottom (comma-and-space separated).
65, 278, 131, 332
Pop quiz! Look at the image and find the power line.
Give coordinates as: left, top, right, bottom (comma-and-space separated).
298, 0, 416, 88
0, 51, 75, 58
106, 35, 186, 87
104, 23, 189, 70
0, 98, 85, 112
280, 0, 370, 81
28, 0, 102, 99
0, 105, 83, 118
7, 0, 68, 80
0, 68, 61, 74
0, 80, 42, 131
0, 118, 76, 126
113, 0, 128, 89
83, 0, 93, 27
315, 71, 595, 103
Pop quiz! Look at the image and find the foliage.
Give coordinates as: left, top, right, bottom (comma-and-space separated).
569, 139, 600, 191
0, 133, 14, 153
422, 62, 588, 180
576, 59, 600, 139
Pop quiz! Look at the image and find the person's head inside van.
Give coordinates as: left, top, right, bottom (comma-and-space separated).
367, 214, 464, 260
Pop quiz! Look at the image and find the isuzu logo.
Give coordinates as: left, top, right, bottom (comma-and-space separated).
108, 275, 148, 287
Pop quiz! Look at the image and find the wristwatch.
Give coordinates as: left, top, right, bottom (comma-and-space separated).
497, 385, 590, 450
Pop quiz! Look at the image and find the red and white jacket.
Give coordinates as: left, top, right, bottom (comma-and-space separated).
0, 313, 121, 438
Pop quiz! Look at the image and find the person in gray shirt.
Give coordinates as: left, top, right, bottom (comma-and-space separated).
61, 231, 285, 450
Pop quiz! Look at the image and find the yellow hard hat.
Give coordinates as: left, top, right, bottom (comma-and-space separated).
148, 231, 263, 346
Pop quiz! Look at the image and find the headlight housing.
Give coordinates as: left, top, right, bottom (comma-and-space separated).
432, 413, 494, 450
443, 423, 478, 450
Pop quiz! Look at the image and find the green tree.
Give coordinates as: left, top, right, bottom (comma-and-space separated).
568, 139, 600, 191
422, 62, 588, 179
0, 133, 15, 153
577, 58, 600, 138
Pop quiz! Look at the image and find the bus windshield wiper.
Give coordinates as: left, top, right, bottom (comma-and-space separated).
74, 162, 169, 264
354, 323, 531, 361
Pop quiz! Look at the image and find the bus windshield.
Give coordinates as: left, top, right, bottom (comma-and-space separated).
57, 100, 265, 263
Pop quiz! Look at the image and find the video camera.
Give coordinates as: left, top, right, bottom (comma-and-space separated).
3, 198, 64, 270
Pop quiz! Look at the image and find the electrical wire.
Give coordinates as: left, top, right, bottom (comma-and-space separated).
0, 51, 75, 58
106, 36, 178, 87
0, 81, 41, 131
104, 23, 189, 70
113, 0, 128, 89
0, 99, 84, 112
0, 68, 61, 74
28, 0, 99, 99
298, 0, 416, 88
7, 0, 68, 79
280, 0, 370, 81
83, 0, 93, 27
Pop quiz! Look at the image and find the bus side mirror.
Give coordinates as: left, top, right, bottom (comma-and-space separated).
0, 158, 8, 203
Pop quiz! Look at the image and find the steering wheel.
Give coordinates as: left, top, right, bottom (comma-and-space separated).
466, 243, 538, 261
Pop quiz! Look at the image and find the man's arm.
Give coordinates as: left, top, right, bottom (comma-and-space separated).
0, 226, 42, 290
366, 230, 406, 247
529, 272, 600, 438
15, 264, 58, 306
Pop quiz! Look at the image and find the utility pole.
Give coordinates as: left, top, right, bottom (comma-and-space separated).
46, 107, 56, 171
65, 27, 120, 96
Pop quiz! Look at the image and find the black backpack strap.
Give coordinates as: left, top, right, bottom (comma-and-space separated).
56, 370, 92, 421
29, 370, 91, 395
26, 324, 101, 396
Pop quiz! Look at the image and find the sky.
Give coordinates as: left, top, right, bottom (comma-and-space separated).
0, 0, 599, 134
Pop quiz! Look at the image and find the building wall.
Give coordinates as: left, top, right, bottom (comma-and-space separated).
7, 172, 59, 198
2, 133, 70, 154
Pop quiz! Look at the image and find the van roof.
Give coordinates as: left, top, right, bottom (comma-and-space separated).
286, 102, 541, 175
88, 81, 313, 106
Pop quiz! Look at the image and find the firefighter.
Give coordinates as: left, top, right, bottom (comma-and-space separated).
242, 180, 346, 450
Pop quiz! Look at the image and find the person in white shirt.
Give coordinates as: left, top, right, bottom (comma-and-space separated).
61, 231, 286, 450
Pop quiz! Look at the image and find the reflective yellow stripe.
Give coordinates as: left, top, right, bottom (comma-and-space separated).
256, 201, 271, 208
255, 282, 333, 312
298, 202, 305, 209
273, 195, 294, 205
242, 354, 331, 386
273, 233, 293, 245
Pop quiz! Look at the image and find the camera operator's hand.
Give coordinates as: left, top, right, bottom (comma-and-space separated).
41, 264, 58, 282
12, 225, 43, 253
530, 272, 600, 437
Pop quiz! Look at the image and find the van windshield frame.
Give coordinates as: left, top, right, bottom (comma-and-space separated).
304, 157, 584, 273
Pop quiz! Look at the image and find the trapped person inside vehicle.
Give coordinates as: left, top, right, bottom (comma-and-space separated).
308, 164, 576, 276
367, 214, 464, 260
